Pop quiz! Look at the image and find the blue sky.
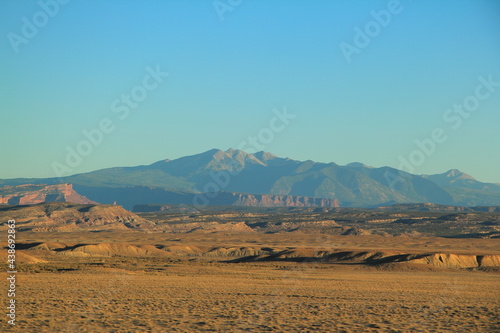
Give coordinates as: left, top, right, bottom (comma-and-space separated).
1, 0, 499, 183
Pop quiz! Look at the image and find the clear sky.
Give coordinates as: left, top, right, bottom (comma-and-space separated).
1, 0, 499, 183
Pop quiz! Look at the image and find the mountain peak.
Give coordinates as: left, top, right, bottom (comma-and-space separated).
212, 149, 229, 160
253, 151, 277, 161
224, 148, 247, 158
203, 148, 225, 156
443, 169, 476, 181
161, 148, 266, 174
346, 162, 371, 168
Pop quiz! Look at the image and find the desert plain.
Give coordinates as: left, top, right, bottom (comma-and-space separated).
1, 206, 500, 332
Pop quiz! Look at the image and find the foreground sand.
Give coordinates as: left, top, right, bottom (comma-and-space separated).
1, 262, 499, 332
1, 231, 499, 332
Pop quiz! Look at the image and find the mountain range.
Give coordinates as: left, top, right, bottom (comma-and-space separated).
1, 148, 499, 209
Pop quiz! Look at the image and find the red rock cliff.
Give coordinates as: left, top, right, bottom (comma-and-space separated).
0, 184, 98, 205
232, 193, 339, 208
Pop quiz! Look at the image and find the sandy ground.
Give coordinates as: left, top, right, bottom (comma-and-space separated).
1, 262, 499, 332
18, 231, 500, 254
1, 232, 499, 332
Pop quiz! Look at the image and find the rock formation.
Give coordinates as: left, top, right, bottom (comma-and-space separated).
0, 202, 152, 232
0, 184, 97, 205
231, 193, 339, 208
133, 192, 339, 211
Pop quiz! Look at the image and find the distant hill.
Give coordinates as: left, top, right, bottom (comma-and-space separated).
0, 202, 152, 232
0, 149, 498, 208
423, 169, 500, 206
377, 202, 500, 213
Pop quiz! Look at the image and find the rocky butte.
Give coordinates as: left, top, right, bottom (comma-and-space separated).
0, 184, 97, 205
